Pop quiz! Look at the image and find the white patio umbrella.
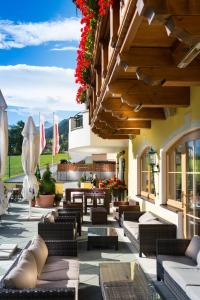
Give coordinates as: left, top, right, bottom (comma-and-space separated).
21, 116, 40, 218
0, 90, 8, 217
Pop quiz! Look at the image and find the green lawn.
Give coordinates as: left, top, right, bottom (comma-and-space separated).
4, 153, 70, 180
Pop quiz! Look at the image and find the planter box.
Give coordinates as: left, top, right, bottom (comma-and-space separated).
37, 195, 55, 208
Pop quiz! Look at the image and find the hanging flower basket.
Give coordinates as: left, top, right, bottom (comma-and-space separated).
73, 0, 113, 104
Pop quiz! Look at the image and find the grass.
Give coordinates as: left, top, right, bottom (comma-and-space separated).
3, 153, 70, 181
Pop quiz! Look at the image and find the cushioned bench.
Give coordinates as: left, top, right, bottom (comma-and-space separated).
157, 236, 200, 300
0, 235, 79, 300
122, 211, 176, 257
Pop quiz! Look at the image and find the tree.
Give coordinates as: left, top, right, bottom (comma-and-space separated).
8, 121, 25, 155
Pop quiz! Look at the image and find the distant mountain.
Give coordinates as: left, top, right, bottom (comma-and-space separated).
45, 118, 69, 139
44, 121, 52, 128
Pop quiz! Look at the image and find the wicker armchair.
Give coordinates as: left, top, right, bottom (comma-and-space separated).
38, 222, 77, 244
58, 209, 82, 236
113, 201, 140, 226
38, 222, 78, 256
62, 203, 83, 218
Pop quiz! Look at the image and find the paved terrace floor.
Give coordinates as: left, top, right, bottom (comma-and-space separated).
0, 201, 176, 300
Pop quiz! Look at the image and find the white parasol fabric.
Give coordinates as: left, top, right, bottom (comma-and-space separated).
21, 116, 40, 218
0, 90, 8, 216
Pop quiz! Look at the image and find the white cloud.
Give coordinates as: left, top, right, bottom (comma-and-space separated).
51, 46, 78, 51
0, 18, 81, 49
0, 64, 84, 114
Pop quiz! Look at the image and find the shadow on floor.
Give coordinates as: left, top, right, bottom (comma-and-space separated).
79, 283, 102, 300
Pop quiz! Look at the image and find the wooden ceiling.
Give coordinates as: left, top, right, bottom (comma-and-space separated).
90, 0, 200, 139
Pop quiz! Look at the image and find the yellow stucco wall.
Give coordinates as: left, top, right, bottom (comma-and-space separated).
132, 87, 200, 155
127, 87, 200, 234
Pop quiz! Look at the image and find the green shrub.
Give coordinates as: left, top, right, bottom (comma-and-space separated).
39, 165, 56, 195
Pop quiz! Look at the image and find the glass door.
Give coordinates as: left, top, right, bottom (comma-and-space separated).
184, 139, 200, 237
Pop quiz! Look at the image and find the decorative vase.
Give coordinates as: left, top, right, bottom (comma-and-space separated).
112, 189, 124, 201
37, 195, 55, 208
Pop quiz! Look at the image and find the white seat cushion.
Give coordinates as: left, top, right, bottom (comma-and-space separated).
39, 256, 79, 281
166, 268, 200, 291
128, 227, 139, 240
123, 221, 138, 229
186, 285, 200, 300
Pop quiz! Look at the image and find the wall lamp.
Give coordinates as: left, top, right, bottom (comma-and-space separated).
146, 147, 160, 173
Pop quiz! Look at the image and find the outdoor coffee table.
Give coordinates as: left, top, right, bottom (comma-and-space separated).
87, 227, 118, 250
99, 261, 162, 300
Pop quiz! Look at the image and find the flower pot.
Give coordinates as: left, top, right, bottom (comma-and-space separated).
112, 189, 125, 201
37, 195, 55, 208
31, 199, 36, 207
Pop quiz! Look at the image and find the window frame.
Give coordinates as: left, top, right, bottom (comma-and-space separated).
140, 147, 155, 200
166, 129, 200, 209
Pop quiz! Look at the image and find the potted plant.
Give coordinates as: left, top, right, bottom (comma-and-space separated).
37, 165, 56, 208
100, 177, 127, 201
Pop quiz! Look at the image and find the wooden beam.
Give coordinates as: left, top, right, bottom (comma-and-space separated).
95, 67, 101, 97
136, 1, 200, 67
101, 40, 109, 78
110, 0, 120, 47
118, 47, 174, 72
121, 8, 143, 52
136, 66, 200, 86
111, 108, 165, 119
165, 16, 200, 67
102, 97, 133, 111
105, 120, 151, 129
108, 80, 190, 103
94, 118, 151, 129
121, 89, 190, 107
93, 126, 140, 135
136, 0, 200, 25
100, 106, 165, 120
98, 134, 130, 139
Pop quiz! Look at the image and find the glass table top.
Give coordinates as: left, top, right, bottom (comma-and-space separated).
88, 227, 118, 237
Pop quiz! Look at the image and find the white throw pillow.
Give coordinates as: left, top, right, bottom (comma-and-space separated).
138, 212, 157, 223
4, 250, 37, 288
185, 235, 200, 263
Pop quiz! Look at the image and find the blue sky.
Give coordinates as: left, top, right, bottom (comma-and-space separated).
0, 0, 84, 125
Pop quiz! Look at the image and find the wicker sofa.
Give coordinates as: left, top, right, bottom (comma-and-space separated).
122, 211, 177, 257
0, 236, 79, 300
157, 237, 200, 300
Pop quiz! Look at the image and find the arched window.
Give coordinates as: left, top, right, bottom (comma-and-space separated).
167, 130, 200, 237
140, 147, 155, 200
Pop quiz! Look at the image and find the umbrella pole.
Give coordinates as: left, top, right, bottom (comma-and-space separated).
52, 112, 54, 170
28, 199, 31, 219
